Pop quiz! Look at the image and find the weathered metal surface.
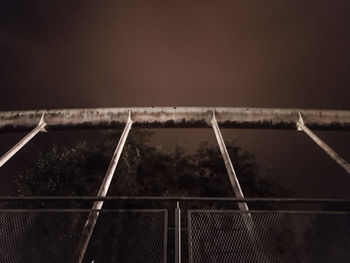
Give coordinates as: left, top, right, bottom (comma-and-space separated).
72, 112, 133, 263
0, 107, 350, 131
297, 113, 350, 175
0, 114, 46, 167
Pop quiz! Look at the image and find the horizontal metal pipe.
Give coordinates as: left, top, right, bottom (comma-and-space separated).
0, 196, 349, 203
0, 209, 349, 214
0, 208, 168, 213
1, 107, 350, 131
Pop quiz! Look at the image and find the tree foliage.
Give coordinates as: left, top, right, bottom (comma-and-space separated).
15, 129, 288, 198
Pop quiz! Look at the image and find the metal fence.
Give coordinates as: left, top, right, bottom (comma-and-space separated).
0, 209, 168, 263
188, 210, 350, 263
0, 197, 350, 262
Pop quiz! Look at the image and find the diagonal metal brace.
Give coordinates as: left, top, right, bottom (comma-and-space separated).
211, 110, 249, 212
211, 111, 264, 258
0, 113, 46, 168
72, 111, 133, 263
297, 113, 350, 175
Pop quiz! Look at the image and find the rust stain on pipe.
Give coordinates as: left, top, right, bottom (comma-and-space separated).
0, 107, 349, 131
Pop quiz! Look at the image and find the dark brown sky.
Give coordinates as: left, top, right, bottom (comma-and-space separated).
0, 1, 349, 198
1, 0, 350, 110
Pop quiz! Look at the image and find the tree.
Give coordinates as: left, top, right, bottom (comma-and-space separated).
14, 129, 288, 198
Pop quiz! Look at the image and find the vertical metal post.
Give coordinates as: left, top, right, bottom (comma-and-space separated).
297, 113, 350, 175
72, 111, 133, 263
0, 114, 46, 168
211, 111, 249, 212
175, 201, 181, 263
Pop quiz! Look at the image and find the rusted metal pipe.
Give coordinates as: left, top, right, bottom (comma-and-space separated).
1, 107, 350, 131
297, 113, 350, 175
0, 114, 46, 167
72, 112, 133, 263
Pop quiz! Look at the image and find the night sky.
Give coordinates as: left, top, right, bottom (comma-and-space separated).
0, 1, 349, 197
1, 0, 350, 109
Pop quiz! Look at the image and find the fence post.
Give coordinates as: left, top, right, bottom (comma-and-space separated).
175, 201, 181, 263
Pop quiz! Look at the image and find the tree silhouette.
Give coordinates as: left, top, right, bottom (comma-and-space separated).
14, 129, 288, 198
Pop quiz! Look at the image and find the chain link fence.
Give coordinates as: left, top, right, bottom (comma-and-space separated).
1, 198, 350, 263
83, 209, 167, 263
188, 210, 350, 263
0, 209, 167, 263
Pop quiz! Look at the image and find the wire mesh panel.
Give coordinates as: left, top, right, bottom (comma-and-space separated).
83, 209, 167, 263
0, 209, 167, 263
188, 210, 350, 263
0, 210, 87, 263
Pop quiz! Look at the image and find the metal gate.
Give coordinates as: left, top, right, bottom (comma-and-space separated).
187, 210, 350, 263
